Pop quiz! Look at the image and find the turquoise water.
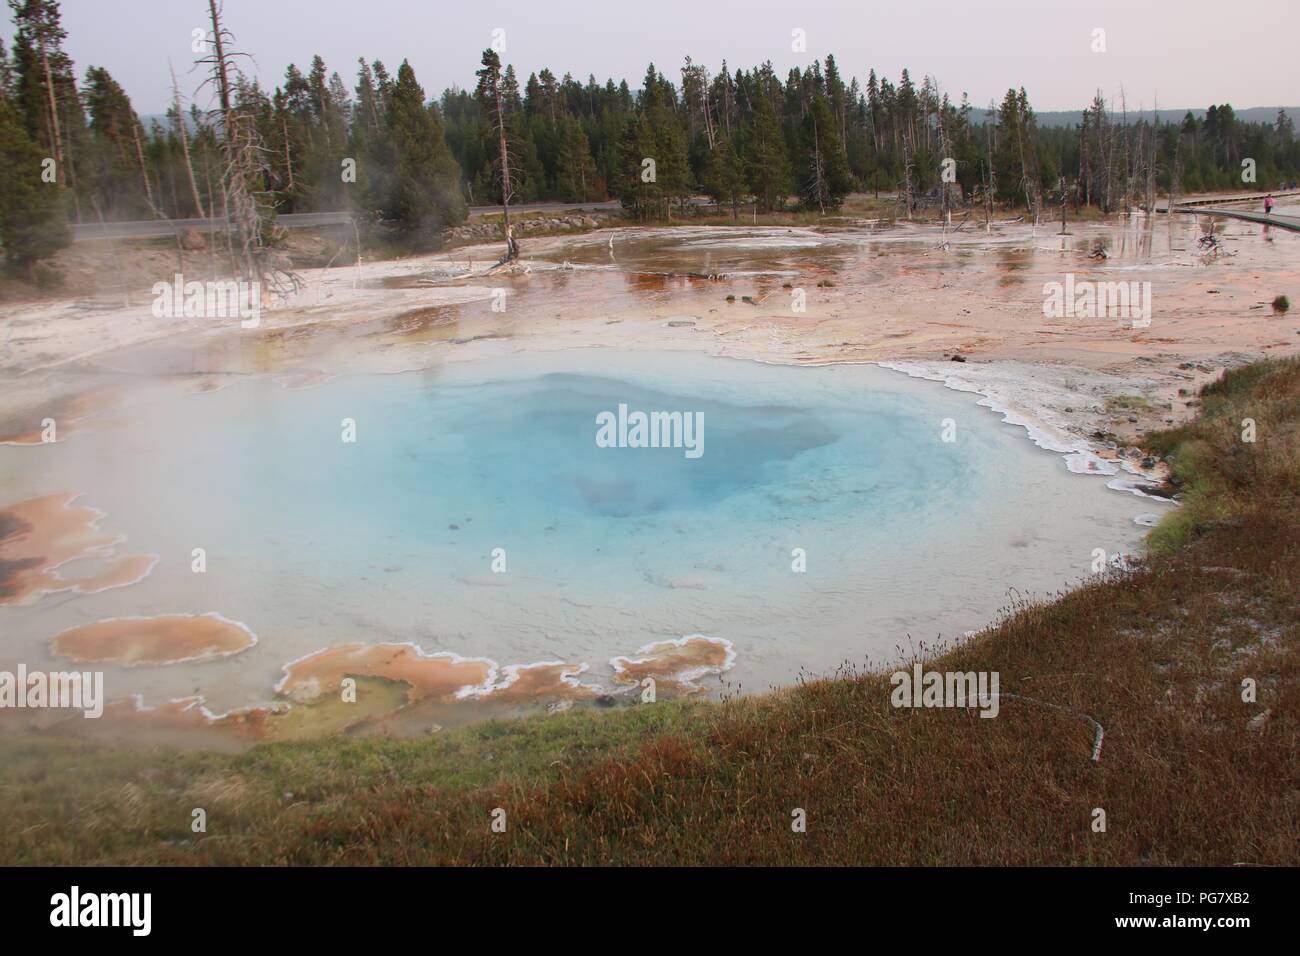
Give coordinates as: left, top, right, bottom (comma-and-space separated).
229, 360, 973, 588
0, 349, 1159, 713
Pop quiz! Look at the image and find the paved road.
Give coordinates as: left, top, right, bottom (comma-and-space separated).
72, 200, 621, 242
74, 211, 348, 241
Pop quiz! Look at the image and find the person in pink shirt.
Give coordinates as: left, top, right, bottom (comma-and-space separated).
1263, 193, 1275, 216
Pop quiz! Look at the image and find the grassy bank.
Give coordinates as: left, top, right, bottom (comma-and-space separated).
1, 360, 1296, 866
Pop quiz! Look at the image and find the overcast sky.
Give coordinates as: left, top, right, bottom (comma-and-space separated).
7, 0, 1297, 116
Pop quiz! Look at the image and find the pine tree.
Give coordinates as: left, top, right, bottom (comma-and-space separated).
168, 60, 206, 218
9, 0, 87, 215
615, 111, 657, 220
475, 48, 522, 256
642, 65, 689, 217
0, 93, 69, 271
747, 88, 791, 211
798, 90, 853, 211
374, 60, 465, 242
82, 65, 151, 217
823, 54, 847, 151
866, 68, 882, 150
702, 134, 746, 217
554, 116, 595, 202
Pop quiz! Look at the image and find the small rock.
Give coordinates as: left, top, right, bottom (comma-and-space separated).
595, 694, 617, 708
179, 227, 207, 252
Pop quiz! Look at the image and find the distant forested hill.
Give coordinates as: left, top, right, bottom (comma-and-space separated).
1029, 107, 1297, 128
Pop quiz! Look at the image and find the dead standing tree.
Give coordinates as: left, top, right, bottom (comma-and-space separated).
475, 48, 519, 266
170, 59, 207, 220
1010, 90, 1042, 226
936, 93, 954, 228
1084, 93, 1113, 213
29, 7, 81, 220
900, 129, 915, 221
808, 120, 827, 215
198, 0, 301, 297
984, 101, 996, 233
1143, 103, 1159, 226
200, 0, 255, 279
681, 57, 715, 150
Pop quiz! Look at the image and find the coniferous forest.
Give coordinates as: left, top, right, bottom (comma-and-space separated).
2, 0, 1298, 271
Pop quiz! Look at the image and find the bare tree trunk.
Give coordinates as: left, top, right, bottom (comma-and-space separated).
984, 108, 995, 233
722, 73, 731, 138
1118, 89, 1130, 215
206, 160, 217, 278
281, 114, 294, 192
1012, 111, 1035, 223
204, 160, 216, 232
699, 67, 715, 152
1145, 106, 1158, 225
37, 31, 81, 221
221, 170, 236, 277
132, 120, 157, 214
38, 44, 63, 171
207, 0, 257, 279
1098, 109, 1110, 213
171, 60, 207, 218
1079, 117, 1089, 208
1170, 130, 1182, 210
1058, 172, 1070, 235
901, 131, 914, 221
203, 0, 300, 298
809, 113, 827, 215
937, 108, 953, 227
491, 76, 517, 261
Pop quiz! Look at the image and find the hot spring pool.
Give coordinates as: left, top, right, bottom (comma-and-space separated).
0, 349, 1163, 730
